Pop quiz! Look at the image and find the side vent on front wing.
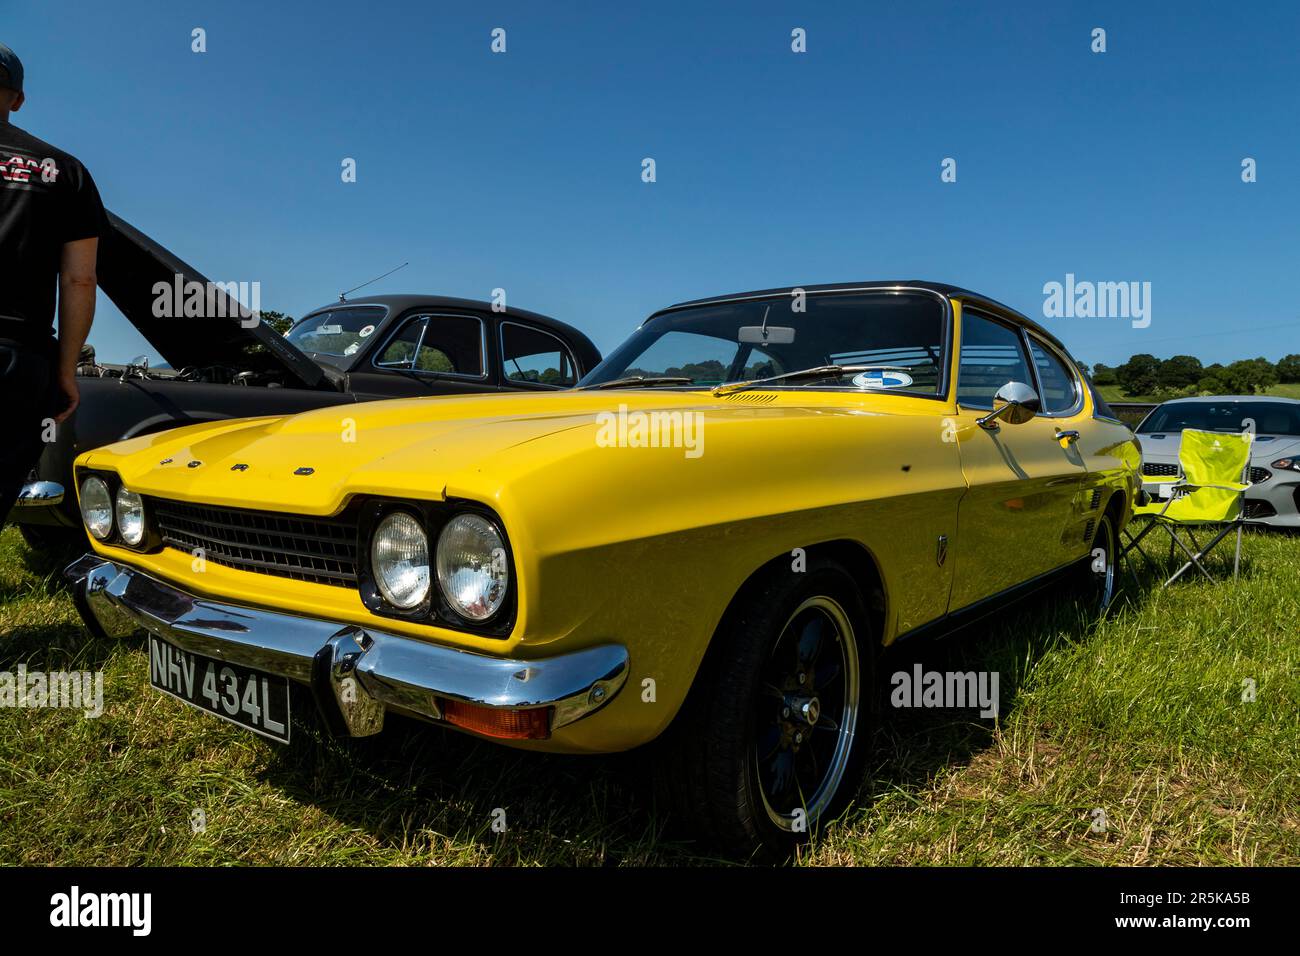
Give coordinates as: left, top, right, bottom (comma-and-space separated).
1089, 488, 1103, 510
1083, 518, 1097, 543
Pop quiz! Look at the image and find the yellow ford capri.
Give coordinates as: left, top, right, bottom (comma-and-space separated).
66, 282, 1139, 858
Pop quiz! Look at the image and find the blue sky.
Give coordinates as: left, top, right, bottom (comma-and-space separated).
5, 0, 1299, 366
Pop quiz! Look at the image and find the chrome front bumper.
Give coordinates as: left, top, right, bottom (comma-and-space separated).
64, 555, 629, 739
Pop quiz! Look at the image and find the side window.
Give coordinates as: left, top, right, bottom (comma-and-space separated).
416, 339, 454, 373
501, 322, 578, 387
1088, 376, 1119, 421
376, 318, 426, 368
957, 312, 1034, 410
416, 316, 484, 377
1027, 337, 1080, 415
738, 345, 783, 380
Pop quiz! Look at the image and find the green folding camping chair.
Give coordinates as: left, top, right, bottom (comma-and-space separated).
1121, 428, 1254, 586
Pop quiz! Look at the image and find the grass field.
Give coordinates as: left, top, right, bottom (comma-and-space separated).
1099, 383, 1300, 404
1, 525, 1296, 866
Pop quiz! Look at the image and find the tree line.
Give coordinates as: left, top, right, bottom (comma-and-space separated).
1087, 353, 1300, 399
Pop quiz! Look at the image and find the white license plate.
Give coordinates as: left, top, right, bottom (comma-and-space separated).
1154, 482, 1176, 499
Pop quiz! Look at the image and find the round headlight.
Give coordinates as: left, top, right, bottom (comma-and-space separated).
115, 486, 146, 546
371, 511, 430, 609
79, 477, 113, 540
436, 514, 508, 622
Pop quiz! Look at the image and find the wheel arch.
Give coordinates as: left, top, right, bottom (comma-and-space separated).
701, 538, 887, 676
1103, 487, 1129, 530
650, 536, 886, 855
806, 539, 887, 643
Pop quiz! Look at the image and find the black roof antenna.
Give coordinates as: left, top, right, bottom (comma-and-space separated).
339, 262, 409, 302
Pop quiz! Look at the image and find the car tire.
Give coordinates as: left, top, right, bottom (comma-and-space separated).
655, 557, 875, 860
1079, 509, 1118, 613
18, 524, 85, 556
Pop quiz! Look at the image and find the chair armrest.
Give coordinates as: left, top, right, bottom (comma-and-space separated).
1182, 481, 1251, 493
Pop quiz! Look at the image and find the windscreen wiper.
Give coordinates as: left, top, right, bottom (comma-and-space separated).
578, 375, 695, 390
712, 364, 881, 396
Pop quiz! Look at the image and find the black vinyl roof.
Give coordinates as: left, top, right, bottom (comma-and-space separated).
661, 280, 1072, 355
305, 293, 602, 371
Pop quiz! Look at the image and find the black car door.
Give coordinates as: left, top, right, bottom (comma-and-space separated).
346, 312, 497, 398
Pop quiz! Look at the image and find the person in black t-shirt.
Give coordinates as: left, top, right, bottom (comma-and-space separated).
0, 42, 107, 529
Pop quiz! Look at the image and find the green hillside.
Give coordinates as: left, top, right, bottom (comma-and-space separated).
1099, 383, 1300, 404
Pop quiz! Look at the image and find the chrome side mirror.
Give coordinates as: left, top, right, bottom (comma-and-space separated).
977, 381, 1040, 429
119, 354, 151, 383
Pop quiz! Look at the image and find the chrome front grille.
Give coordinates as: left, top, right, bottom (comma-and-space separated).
1142, 462, 1179, 478
1244, 500, 1277, 519
151, 499, 359, 587
1143, 462, 1269, 483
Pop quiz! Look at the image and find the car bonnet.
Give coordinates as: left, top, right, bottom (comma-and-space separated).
97, 211, 326, 387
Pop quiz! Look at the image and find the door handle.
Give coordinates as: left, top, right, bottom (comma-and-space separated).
1055, 429, 1081, 444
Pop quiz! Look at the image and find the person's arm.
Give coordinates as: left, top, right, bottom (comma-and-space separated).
53, 236, 98, 423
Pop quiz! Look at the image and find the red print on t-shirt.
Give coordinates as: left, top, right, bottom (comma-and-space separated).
0, 154, 43, 184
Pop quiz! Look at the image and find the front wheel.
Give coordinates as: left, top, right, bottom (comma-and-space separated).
18, 523, 86, 557
655, 559, 875, 860
1078, 510, 1118, 613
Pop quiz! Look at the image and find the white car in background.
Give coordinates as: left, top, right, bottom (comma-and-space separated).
1136, 396, 1300, 527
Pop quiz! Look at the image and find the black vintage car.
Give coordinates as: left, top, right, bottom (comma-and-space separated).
13, 213, 601, 551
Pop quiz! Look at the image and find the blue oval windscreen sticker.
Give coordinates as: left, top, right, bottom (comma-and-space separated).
852, 369, 915, 389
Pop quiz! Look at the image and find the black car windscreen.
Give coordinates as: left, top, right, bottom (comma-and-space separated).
1139, 401, 1300, 435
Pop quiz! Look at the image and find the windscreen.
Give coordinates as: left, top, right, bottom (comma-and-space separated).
1138, 401, 1300, 436
580, 290, 948, 393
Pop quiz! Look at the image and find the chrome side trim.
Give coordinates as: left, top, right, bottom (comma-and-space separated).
15, 480, 65, 508
64, 555, 628, 737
